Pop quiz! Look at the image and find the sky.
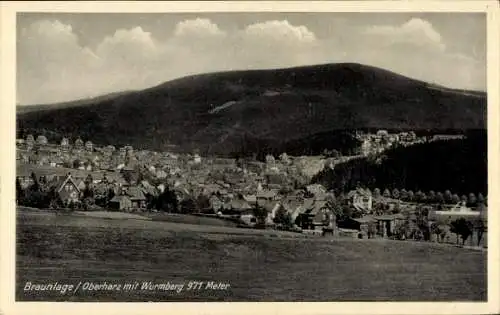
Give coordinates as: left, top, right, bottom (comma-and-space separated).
16, 12, 486, 105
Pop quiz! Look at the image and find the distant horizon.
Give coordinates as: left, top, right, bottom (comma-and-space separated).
16, 61, 487, 107
17, 12, 486, 105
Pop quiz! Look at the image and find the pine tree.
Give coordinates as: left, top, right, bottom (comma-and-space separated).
477, 193, 485, 205
392, 188, 400, 199
407, 190, 414, 201
428, 190, 436, 203
436, 192, 444, 204
400, 189, 408, 201
468, 193, 477, 206
383, 188, 391, 198
444, 190, 453, 203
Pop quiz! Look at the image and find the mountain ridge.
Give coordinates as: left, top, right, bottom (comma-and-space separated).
16, 62, 487, 157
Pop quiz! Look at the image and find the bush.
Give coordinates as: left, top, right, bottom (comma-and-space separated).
450, 218, 473, 246
273, 207, 294, 230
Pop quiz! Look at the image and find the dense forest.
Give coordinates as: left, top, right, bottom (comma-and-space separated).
17, 63, 485, 157
312, 130, 487, 196
226, 130, 361, 160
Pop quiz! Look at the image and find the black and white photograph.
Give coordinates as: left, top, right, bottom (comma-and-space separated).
1, 1, 499, 314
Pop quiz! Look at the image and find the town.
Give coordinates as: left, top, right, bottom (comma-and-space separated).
15, 130, 486, 247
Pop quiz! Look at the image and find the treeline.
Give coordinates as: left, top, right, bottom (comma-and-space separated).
313, 130, 487, 196
227, 130, 361, 161
16, 171, 212, 214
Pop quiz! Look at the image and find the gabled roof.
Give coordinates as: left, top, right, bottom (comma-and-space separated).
281, 197, 303, 213
292, 198, 315, 216
374, 213, 405, 221
53, 174, 81, 194
262, 201, 279, 213
352, 216, 376, 224
310, 200, 329, 215
126, 186, 146, 201
174, 186, 190, 198
209, 195, 221, 202
140, 180, 158, 196
110, 195, 131, 203
301, 198, 315, 211
76, 179, 87, 190
347, 188, 372, 198
257, 189, 277, 199
94, 182, 112, 195
230, 198, 252, 211
122, 165, 136, 172
306, 184, 327, 196
243, 194, 257, 203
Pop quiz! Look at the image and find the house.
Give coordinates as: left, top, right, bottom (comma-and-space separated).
60, 137, 70, 150
48, 156, 65, 168
361, 139, 371, 156
139, 180, 158, 198
340, 216, 377, 238
350, 216, 376, 229
209, 195, 223, 213
281, 196, 303, 217
310, 200, 332, 226
242, 194, 257, 204
173, 186, 191, 204
262, 200, 281, 225
347, 188, 373, 212
374, 213, 406, 237
293, 198, 315, 229
74, 138, 84, 149
239, 209, 258, 227
155, 169, 168, 179
294, 199, 334, 232
230, 198, 253, 212
36, 135, 48, 145
265, 172, 288, 186
120, 164, 138, 183
256, 189, 278, 202
124, 145, 134, 156
26, 134, 35, 146
193, 154, 202, 164
104, 145, 116, 155
49, 173, 81, 205
75, 179, 87, 192
428, 202, 483, 226
127, 186, 147, 209
109, 195, 133, 211
85, 141, 93, 152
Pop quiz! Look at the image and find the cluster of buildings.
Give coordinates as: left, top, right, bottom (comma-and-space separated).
15, 134, 345, 229
356, 130, 464, 157
16, 133, 483, 241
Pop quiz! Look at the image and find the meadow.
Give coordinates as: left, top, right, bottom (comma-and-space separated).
16, 210, 487, 301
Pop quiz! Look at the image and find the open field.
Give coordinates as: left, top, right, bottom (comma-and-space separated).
16, 210, 487, 301
140, 212, 240, 228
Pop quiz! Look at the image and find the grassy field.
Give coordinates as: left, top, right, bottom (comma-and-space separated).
140, 212, 240, 228
16, 210, 487, 301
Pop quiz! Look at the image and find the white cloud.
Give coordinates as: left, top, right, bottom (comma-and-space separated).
97, 27, 157, 56
356, 18, 484, 90
174, 18, 226, 38
242, 20, 316, 46
94, 26, 163, 90
365, 18, 445, 52
17, 20, 102, 104
17, 17, 485, 105
231, 20, 321, 69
